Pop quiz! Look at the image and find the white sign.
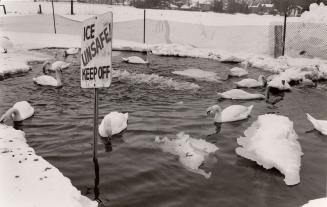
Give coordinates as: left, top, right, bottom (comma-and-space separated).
81, 12, 113, 88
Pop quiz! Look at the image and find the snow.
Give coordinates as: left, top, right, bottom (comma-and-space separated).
235, 114, 303, 186
0, 124, 97, 207
300, 3, 327, 24
172, 68, 221, 82
302, 197, 327, 207
155, 132, 218, 178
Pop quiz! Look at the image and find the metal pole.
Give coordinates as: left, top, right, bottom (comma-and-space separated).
93, 156, 100, 201
282, 11, 287, 56
71, 0, 74, 15
51, 0, 57, 34
143, 9, 146, 44
93, 88, 98, 158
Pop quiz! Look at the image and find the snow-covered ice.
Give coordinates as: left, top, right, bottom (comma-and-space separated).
172, 68, 221, 82
0, 124, 97, 207
155, 132, 218, 178
302, 197, 327, 207
235, 114, 303, 186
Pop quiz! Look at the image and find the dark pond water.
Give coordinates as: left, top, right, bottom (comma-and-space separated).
0, 49, 326, 207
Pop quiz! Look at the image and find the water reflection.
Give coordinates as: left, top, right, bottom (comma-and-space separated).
100, 137, 112, 152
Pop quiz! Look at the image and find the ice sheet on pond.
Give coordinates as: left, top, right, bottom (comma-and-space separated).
235, 114, 303, 186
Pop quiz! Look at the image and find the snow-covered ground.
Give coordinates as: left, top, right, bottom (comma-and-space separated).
0, 124, 97, 207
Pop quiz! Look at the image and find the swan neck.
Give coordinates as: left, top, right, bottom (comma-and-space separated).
214, 109, 222, 123
5, 108, 19, 121
55, 70, 63, 86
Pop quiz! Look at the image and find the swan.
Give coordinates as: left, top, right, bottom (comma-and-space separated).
33, 62, 63, 87
217, 89, 265, 100
46, 61, 71, 73
235, 114, 303, 186
63, 47, 79, 57
122, 50, 151, 64
0, 36, 13, 53
98, 112, 128, 137
0, 101, 34, 123
229, 61, 249, 77
235, 75, 266, 88
206, 104, 253, 123
306, 113, 327, 135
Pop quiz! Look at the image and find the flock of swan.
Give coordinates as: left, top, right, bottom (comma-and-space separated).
1, 45, 327, 187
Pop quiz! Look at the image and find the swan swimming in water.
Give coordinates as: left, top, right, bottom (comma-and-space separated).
0, 101, 34, 123
235, 75, 266, 88
206, 104, 253, 123
98, 112, 128, 137
229, 61, 249, 77
63, 47, 79, 57
306, 113, 327, 135
122, 50, 151, 64
33, 62, 63, 87
217, 89, 265, 100
46, 61, 71, 73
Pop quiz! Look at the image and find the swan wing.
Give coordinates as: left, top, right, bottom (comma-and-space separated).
12, 101, 34, 121
222, 105, 253, 122
307, 113, 327, 135
33, 75, 58, 86
236, 79, 260, 88
110, 112, 128, 135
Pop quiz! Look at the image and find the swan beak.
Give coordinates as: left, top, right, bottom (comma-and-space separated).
206, 110, 211, 115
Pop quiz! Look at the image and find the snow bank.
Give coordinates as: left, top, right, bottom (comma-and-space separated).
301, 3, 327, 24
302, 197, 327, 207
113, 69, 200, 91
0, 49, 50, 78
155, 132, 218, 178
0, 124, 97, 207
235, 114, 303, 186
172, 68, 221, 82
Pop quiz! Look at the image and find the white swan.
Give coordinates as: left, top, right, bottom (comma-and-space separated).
98, 112, 128, 137
122, 50, 151, 64
236, 114, 303, 186
47, 61, 71, 72
64, 47, 79, 57
235, 75, 266, 88
0, 36, 13, 53
206, 104, 253, 123
229, 61, 249, 77
0, 101, 34, 122
306, 113, 327, 135
217, 89, 265, 100
33, 62, 63, 87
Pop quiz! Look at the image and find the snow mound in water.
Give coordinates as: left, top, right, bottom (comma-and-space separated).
113, 70, 200, 91
235, 114, 303, 186
301, 3, 327, 24
302, 197, 327, 207
0, 124, 97, 207
150, 44, 211, 58
155, 132, 218, 178
172, 68, 221, 82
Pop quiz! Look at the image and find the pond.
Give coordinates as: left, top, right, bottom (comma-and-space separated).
0, 49, 326, 207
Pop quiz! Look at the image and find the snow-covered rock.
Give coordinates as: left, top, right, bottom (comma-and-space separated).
155, 132, 218, 178
0, 124, 97, 207
235, 114, 303, 186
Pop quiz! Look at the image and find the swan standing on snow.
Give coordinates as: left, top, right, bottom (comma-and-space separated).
206, 105, 253, 123
63, 47, 79, 57
229, 61, 249, 77
0, 101, 34, 123
122, 50, 151, 64
306, 113, 327, 135
0, 36, 13, 53
217, 89, 265, 100
33, 62, 63, 87
98, 112, 128, 137
235, 75, 266, 88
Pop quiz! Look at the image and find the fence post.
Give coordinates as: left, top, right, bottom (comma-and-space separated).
282, 12, 287, 56
274, 25, 283, 58
38, 4, 42, 14
1, 5, 6, 15
143, 9, 146, 44
71, 0, 74, 15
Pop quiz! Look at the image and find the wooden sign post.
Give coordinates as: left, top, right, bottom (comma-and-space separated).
81, 12, 113, 158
